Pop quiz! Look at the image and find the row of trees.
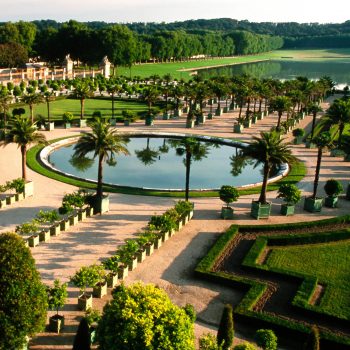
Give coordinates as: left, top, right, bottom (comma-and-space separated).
0, 20, 283, 68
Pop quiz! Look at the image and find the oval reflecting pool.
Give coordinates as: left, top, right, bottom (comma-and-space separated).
47, 136, 266, 190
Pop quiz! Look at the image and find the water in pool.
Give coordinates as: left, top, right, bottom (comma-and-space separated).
48, 137, 264, 190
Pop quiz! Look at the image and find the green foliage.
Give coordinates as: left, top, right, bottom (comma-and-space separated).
255, 329, 278, 350
303, 326, 320, 350
324, 179, 343, 197
61, 191, 86, 209
47, 279, 68, 315
58, 202, 73, 215
277, 184, 302, 205
293, 128, 305, 137
62, 111, 74, 123
36, 209, 59, 223
0, 232, 47, 349
96, 282, 195, 349
72, 318, 91, 350
183, 304, 196, 323
149, 212, 177, 233
15, 220, 39, 236
102, 255, 120, 272
174, 200, 194, 216
70, 264, 105, 293
4, 178, 25, 193
233, 343, 257, 350
84, 308, 101, 327
219, 185, 240, 206
121, 109, 135, 121
217, 304, 234, 350
199, 333, 222, 350
117, 239, 140, 264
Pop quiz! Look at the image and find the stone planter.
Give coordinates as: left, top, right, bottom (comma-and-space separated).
6, 195, 16, 205
28, 234, 40, 247
87, 194, 109, 214
162, 231, 169, 242
198, 115, 206, 124
48, 314, 64, 334
182, 214, 189, 225
304, 197, 323, 213
78, 293, 93, 311
177, 220, 183, 231
105, 271, 118, 288
39, 229, 51, 242
118, 264, 128, 280
93, 281, 107, 298
251, 116, 257, 124
145, 242, 154, 256
234, 124, 244, 133
324, 196, 338, 208
79, 119, 87, 128
215, 108, 223, 116
294, 136, 304, 145
154, 236, 162, 249
280, 204, 295, 216
69, 213, 79, 226
86, 206, 94, 216
128, 256, 138, 271
45, 122, 55, 131
250, 201, 271, 219
0, 198, 7, 208
243, 120, 252, 128
186, 120, 195, 128
50, 223, 61, 236
207, 113, 213, 120
188, 210, 194, 220
64, 123, 71, 129
136, 248, 147, 263
78, 208, 87, 221
162, 113, 170, 120
110, 118, 117, 126
15, 192, 24, 201
183, 106, 190, 113
174, 109, 182, 117
223, 106, 229, 113
24, 181, 34, 198
60, 218, 70, 231
258, 112, 264, 120
145, 116, 154, 126
330, 149, 346, 157
221, 206, 234, 219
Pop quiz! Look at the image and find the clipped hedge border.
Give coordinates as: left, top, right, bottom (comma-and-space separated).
195, 218, 350, 348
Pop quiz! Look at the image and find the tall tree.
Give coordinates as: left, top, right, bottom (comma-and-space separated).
270, 96, 292, 129
74, 82, 93, 120
22, 93, 43, 124
1, 116, 47, 180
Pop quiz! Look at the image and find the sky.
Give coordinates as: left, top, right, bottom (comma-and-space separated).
0, 0, 349, 24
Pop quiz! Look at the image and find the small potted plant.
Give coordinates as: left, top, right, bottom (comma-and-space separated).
84, 308, 101, 344
219, 185, 239, 219
324, 179, 343, 208
36, 209, 60, 242
293, 128, 305, 145
62, 112, 74, 129
16, 220, 40, 247
122, 110, 135, 126
234, 116, 245, 133
70, 264, 105, 310
47, 279, 68, 333
277, 184, 301, 215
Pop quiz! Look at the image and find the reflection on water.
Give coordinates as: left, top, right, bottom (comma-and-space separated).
48, 137, 265, 190
198, 60, 350, 86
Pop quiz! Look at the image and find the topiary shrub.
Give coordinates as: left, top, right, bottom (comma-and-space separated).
277, 184, 302, 205
292, 128, 305, 137
72, 318, 91, 350
303, 326, 320, 350
219, 185, 239, 208
0, 232, 48, 349
96, 282, 195, 350
255, 329, 278, 350
233, 343, 256, 350
217, 304, 234, 350
199, 333, 222, 350
324, 179, 343, 197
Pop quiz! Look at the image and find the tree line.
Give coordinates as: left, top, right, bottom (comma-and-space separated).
0, 20, 283, 69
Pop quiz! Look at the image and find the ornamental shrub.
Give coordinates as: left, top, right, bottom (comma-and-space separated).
70, 264, 105, 294
217, 304, 234, 350
0, 232, 48, 349
277, 184, 302, 205
233, 343, 256, 350
292, 128, 305, 137
72, 318, 91, 350
219, 186, 239, 207
47, 279, 68, 315
324, 179, 343, 197
96, 282, 195, 350
303, 326, 320, 350
255, 329, 278, 350
199, 333, 222, 350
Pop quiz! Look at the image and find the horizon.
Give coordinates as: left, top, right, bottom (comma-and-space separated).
1, 0, 349, 24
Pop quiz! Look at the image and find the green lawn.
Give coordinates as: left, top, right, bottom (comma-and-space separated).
13, 97, 148, 121
265, 240, 350, 319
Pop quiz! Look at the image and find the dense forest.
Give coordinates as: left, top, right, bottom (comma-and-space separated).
0, 18, 349, 68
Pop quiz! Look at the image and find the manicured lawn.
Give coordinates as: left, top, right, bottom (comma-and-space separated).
12, 97, 148, 121
265, 240, 350, 319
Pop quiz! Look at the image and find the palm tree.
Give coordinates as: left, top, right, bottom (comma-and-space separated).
324, 98, 350, 148
270, 96, 292, 130
0, 94, 12, 130
74, 82, 93, 120
169, 137, 209, 201
135, 138, 159, 166
311, 132, 333, 199
107, 84, 120, 119
1, 116, 47, 181
143, 87, 159, 115
22, 93, 44, 123
241, 131, 296, 204
73, 119, 129, 202
44, 91, 55, 123
308, 102, 323, 140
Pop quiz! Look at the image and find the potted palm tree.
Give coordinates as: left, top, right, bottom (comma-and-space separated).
47, 280, 68, 333
73, 82, 93, 127
219, 185, 239, 219
1, 116, 47, 196
234, 116, 245, 133
73, 119, 129, 214
241, 131, 296, 219
304, 132, 333, 212
324, 179, 343, 208
277, 184, 301, 216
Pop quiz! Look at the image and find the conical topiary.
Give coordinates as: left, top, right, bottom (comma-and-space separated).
303, 326, 320, 350
217, 304, 234, 350
73, 318, 91, 350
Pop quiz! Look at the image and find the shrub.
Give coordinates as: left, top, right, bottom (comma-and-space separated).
7, 178, 25, 193
122, 110, 135, 121
15, 220, 39, 236
58, 202, 73, 215
62, 191, 86, 209
324, 179, 343, 197
174, 200, 194, 217
85, 308, 101, 327
255, 329, 278, 350
219, 186, 239, 207
62, 112, 74, 123
72, 318, 91, 350
233, 343, 257, 350
117, 240, 140, 264
303, 326, 320, 350
47, 279, 68, 315
0, 232, 47, 349
70, 264, 106, 294
293, 128, 305, 137
183, 303, 196, 322
149, 213, 177, 233
217, 304, 234, 350
277, 183, 302, 205
36, 210, 59, 224
199, 333, 222, 350
96, 283, 195, 350
102, 255, 120, 272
